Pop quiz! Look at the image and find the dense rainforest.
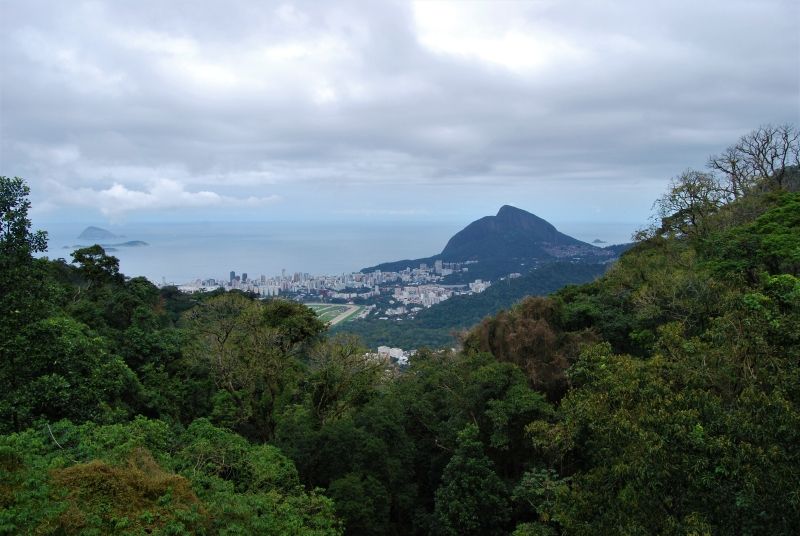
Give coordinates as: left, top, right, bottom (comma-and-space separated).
1, 125, 799, 535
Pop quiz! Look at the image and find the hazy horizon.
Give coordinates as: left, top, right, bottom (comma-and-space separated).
36, 216, 639, 283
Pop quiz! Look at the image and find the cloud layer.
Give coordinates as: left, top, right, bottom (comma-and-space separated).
1, 0, 798, 223
44, 178, 279, 220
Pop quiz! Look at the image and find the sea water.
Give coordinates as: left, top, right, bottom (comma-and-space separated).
37, 220, 639, 284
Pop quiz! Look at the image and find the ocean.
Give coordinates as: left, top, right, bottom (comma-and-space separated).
37, 220, 640, 284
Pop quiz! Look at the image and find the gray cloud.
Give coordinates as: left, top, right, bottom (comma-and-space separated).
1, 0, 798, 224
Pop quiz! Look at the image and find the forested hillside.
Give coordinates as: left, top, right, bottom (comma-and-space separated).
334, 262, 607, 348
1, 125, 799, 535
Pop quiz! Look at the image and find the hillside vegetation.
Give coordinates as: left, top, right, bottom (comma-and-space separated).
1, 124, 799, 535
334, 262, 607, 348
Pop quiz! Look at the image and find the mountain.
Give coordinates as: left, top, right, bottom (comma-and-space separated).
77, 226, 118, 241
440, 205, 587, 260
362, 205, 614, 280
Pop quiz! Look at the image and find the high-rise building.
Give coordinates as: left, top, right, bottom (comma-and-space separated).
230, 271, 236, 283
242, 273, 248, 283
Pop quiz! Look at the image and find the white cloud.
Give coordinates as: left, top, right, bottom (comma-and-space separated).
114, 29, 198, 57
412, 1, 585, 73
16, 142, 82, 166
47, 178, 280, 220
1, 0, 798, 224
14, 28, 128, 95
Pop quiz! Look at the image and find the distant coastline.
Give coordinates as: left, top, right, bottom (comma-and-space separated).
39, 220, 639, 285
64, 240, 149, 248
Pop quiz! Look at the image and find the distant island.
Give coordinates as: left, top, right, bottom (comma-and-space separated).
592, 238, 607, 244
66, 227, 149, 250
64, 240, 149, 250
77, 226, 119, 241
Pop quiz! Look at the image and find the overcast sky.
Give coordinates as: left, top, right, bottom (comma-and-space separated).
1, 0, 798, 226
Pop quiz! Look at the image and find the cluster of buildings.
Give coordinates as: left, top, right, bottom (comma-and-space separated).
392, 284, 454, 308
361, 346, 413, 370
376, 346, 414, 366
178, 269, 381, 297
174, 261, 489, 309
390, 278, 490, 309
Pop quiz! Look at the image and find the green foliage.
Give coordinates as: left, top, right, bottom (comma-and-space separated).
275, 354, 413, 534
3, 141, 800, 536
654, 169, 728, 237
177, 418, 300, 494
556, 236, 720, 355
306, 335, 386, 425
336, 262, 606, 349
394, 350, 550, 481
274, 348, 547, 535
704, 191, 800, 279
433, 424, 510, 536
512, 468, 569, 526
333, 318, 455, 350
327, 472, 390, 536
182, 293, 305, 441
0, 418, 341, 535
0, 316, 140, 433
71, 244, 124, 289
416, 263, 607, 331
535, 339, 800, 535
262, 299, 327, 351
0, 176, 47, 258
1, 177, 55, 432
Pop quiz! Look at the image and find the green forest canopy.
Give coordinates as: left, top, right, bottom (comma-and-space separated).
1, 124, 799, 534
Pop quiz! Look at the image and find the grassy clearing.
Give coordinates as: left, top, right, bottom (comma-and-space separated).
305, 303, 363, 324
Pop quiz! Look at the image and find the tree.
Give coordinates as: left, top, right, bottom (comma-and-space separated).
433, 423, 510, 536
0, 176, 50, 329
0, 316, 140, 432
463, 296, 598, 400
262, 298, 326, 351
708, 124, 800, 196
327, 472, 391, 536
654, 169, 728, 237
307, 334, 386, 425
71, 244, 123, 289
0, 176, 47, 257
182, 293, 300, 441
511, 469, 570, 534
1, 177, 52, 431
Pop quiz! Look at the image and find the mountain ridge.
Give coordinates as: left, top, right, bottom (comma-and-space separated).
362, 205, 616, 279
